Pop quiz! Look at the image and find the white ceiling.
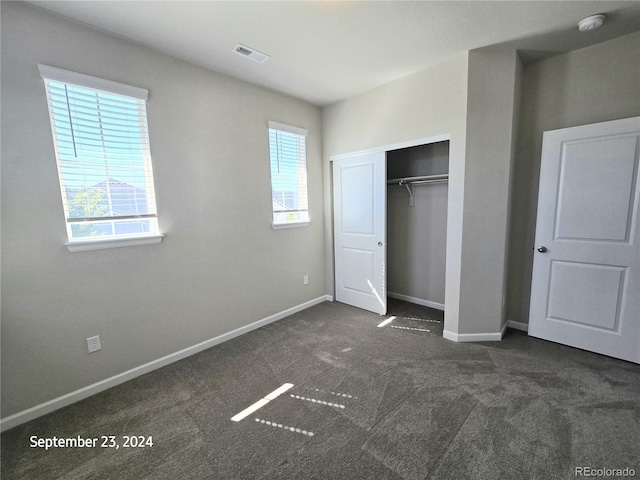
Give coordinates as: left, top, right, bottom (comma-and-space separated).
25, 1, 640, 106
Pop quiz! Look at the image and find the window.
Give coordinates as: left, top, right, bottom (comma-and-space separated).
39, 65, 161, 251
268, 121, 309, 228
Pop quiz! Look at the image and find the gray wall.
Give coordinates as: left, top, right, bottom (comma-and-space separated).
459, 49, 521, 335
507, 32, 640, 325
1, 3, 325, 418
387, 143, 449, 306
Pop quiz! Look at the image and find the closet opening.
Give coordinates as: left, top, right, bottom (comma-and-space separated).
386, 140, 449, 336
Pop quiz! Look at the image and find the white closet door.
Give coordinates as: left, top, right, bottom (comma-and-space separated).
333, 151, 387, 315
529, 116, 640, 363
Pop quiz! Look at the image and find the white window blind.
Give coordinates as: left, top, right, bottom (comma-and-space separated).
39, 65, 160, 244
268, 121, 309, 227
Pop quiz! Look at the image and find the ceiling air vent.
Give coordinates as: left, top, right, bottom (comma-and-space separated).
233, 44, 270, 64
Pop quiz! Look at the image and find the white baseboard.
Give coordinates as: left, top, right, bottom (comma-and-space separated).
443, 321, 528, 342
0, 295, 332, 432
443, 321, 508, 343
507, 320, 529, 332
387, 292, 445, 311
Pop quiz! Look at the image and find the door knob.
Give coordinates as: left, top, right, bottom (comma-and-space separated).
537, 246, 547, 253
378, 241, 383, 247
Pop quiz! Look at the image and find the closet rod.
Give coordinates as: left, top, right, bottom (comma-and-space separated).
386, 174, 448, 185
387, 174, 448, 207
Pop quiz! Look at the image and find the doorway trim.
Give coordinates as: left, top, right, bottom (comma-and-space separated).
330, 134, 450, 161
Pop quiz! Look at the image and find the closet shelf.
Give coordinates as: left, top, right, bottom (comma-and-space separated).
387, 174, 448, 207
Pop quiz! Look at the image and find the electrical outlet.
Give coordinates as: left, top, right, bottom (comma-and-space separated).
87, 335, 101, 353
303, 275, 309, 285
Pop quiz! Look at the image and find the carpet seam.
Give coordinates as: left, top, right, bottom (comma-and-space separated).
424, 399, 479, 479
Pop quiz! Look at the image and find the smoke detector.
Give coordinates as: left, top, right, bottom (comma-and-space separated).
578, 14, 605, 32
233, 44, 270, 63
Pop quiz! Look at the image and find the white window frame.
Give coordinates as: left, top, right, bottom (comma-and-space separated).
39, 65, 163, 252
268, 121, 310, 229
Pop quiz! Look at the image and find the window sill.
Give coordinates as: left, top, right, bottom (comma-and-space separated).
272, 221, 311, 230
65, 234, 164, 252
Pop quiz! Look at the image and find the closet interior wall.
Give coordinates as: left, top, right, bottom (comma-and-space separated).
387, 141, 449, 310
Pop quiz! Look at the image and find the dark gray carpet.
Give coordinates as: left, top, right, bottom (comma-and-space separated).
2, 299, 639, 479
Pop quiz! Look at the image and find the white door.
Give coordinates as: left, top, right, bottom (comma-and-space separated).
333, 151, 387, 315
529, 116, 640, 363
